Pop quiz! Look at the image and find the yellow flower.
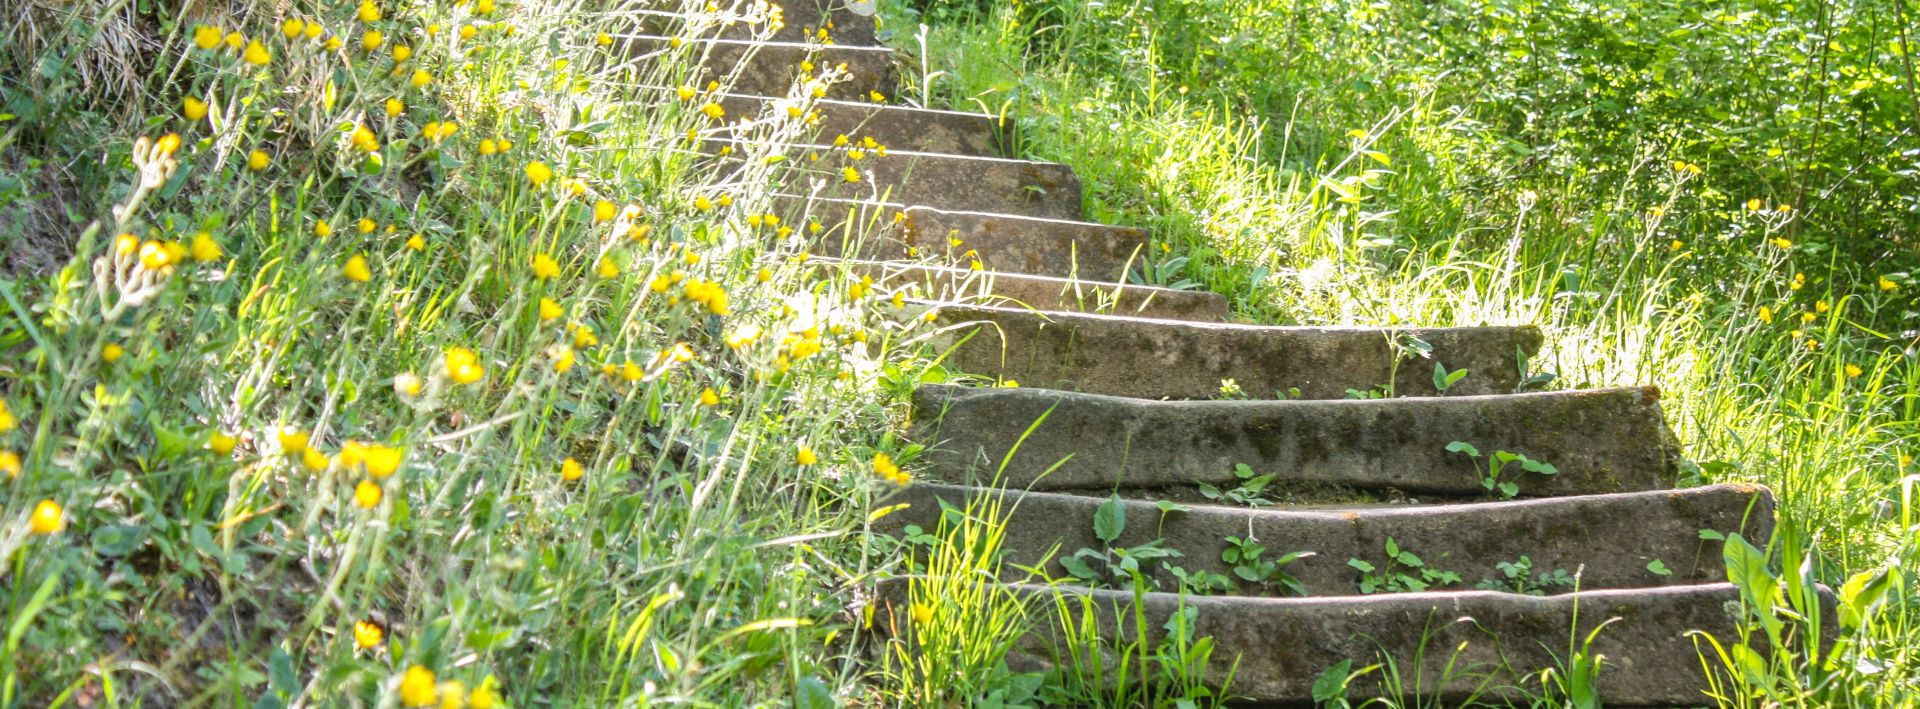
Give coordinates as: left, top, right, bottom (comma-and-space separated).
194, 25, 224, 50
843, 166, 860, 183
190, 232, 222, 262
29, 500, 63, 535
547, 344, 576, 373
436, 681, 467, 709
596, 258, 620, 279
570, 323, 599, 349
0, 400, 14, 433
538, 297, 564, 320
872, 452, 908, 485
477, 0, 497, 14
1757, 305, 1773, 323
460, 24, 478, 40
479, 139, 497, 155
184, 96, 208, 121
1880, 276, 1899, 292
525, 161, 553, 186
101, 342, 124, 363
1846, 364, 1864, 378
560, 457, 584, 482
351, 123, 380, 152
796, 445, 817, 465
391, 44, 412, 62
394, 372, 423, 397
1746, 198, 1764, 211
385, 97, 405, 117
301, 447, 331, 472
306, 23, 325, 40
693, 195, 713, 211
700, 388, 721, 406
676, 84, 696, 101
531, 253, 561, 279
281, 18, 306, 39
399, 666, 437, 707
910, 602, 932, 625
593, 200, 617, 223
208, 431, 239, 456
315, 220, 334, 238
242, 40, 271, 66
362, 445, 404, 477
410, 69, 432, 88
277, 427, 310, 455
869, 90, 886, 102
356, 218, 377, 235
354, 479, 382, 508
362, 29, 384, 51
1770, 237, 1793, 249
597, 32, 613, 46
137, 240, 176, 270
353, 620, 383, 650
357, 1, 382, 23
405, 233, 426, 251
469, 677, 501, 709
225, 31, 244, 50
0, 450, 20, 478
1815, 300, 1830, 313
701, 102, 725, 120
1800, 312, 1816, 324
446, 347, 486, 385
343, 254, 373, 283
248, 149, 271, 171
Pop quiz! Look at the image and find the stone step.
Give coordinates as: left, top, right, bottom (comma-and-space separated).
635, 0, 883, 46
925, 304, 1543, 400
908, 385, 1679, 496
630, 36, 896, 101
879, 483, 1770, 594
688, 92, 1006, 156
873, 580, 1822, 706
778, 197, 1153, 282
726, 144, 1084, 220
829, 260, 1227, 322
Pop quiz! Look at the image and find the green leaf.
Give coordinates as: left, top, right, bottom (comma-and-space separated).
91, 524, 148, 557
1347, 558, 1375, 573
1093, 494, 1126, 543
1155, 500, 1192, 514
1647, 559, 1672, 576
1445, 440, 1480, 457
796, 676, 834, 709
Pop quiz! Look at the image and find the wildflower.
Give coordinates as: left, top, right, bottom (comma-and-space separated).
843, 166, 860, 183
29, 500, 63, 535
183, 96, 209, 122
137, 240, 176, 270
872, 453, 909, 485
460, 24, 479, 40
362, 29, 384, 51
391, 44, 412, 62
700, 388, 720, 406
570, 323, 598, 348
410, 69, 432, 88
343, 254, 373, 283
531, 253, 561, 279
354, 479, 382, 508
386, 97, 404, 117
693, 195, 714, 211
1770, 237, 1793, 249
1807, 338, 1820, 351
911, 602, 933, 624
539, 297, 564, 321
701, 102, 725, 120
0, 400, 14, 433
1746, 198, 1763, 211
469, 677, 501, 709
437, 681, 467, 709
1757, 305, 1773, 323
362, 445, 404, 477
1881, 276, 1899, 292
277, 427, 310, 455
560, 457, 584, 482
194, 25, 223, 50
242, 40, 271, 66
0, 451, 19, 478
353, 620, 383, 650
281, 18, 306, 39
869, 90, 886, 102
207, 431, 239, 456
525, 161, 553, 186
1846, 364, 1864, 378
479, 139, 497, 155
399, 666, 437, 707
225, 31, 244, 49
796, 445, 817, 465
405, 233, 426, 251
593, 200, 617, 223
352, 124, 380, 152
394, 372, 423, 397
102, 342, 124, 363
1815, 300, 1830, 314
477, 0, 496, 14
619, 360, 643, 381
315, 220, 334, 238
597, 32, 613, 46
596, 258, 620, 279
190, 232, 222, 262
446, 347, 485, 385
357, 1, 381, 23
1790, 273, 1806, 291
547, 344, 576, 373
301, 447, 331, 472
306, 23, 325, 40
1800, 311, 1816, 324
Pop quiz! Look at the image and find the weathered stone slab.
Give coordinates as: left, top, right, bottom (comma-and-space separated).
927, 304, 1543, 399
792, 200, 1153, 282
630, 36, 896, 101
702, 94, 1007, 156
879, 483, 1770, 593
641, 0, 884, 45
874, 580, 1821, 706
908, 385, 1679, 495
834, 260, 1227, 322
731, 146, 1082, 220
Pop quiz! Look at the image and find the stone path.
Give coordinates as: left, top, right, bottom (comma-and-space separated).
649, 2, 1814, 704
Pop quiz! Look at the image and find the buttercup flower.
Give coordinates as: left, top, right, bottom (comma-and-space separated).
29, 499, 63, 534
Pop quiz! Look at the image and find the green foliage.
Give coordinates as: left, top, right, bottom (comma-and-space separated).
1445, 441, 1559, 499
1347, 537, 1462, 594
1197, 462, 1275, 506
1475, 556, 1575, 596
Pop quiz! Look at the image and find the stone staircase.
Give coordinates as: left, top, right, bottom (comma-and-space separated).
649, 2, 1816, 704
